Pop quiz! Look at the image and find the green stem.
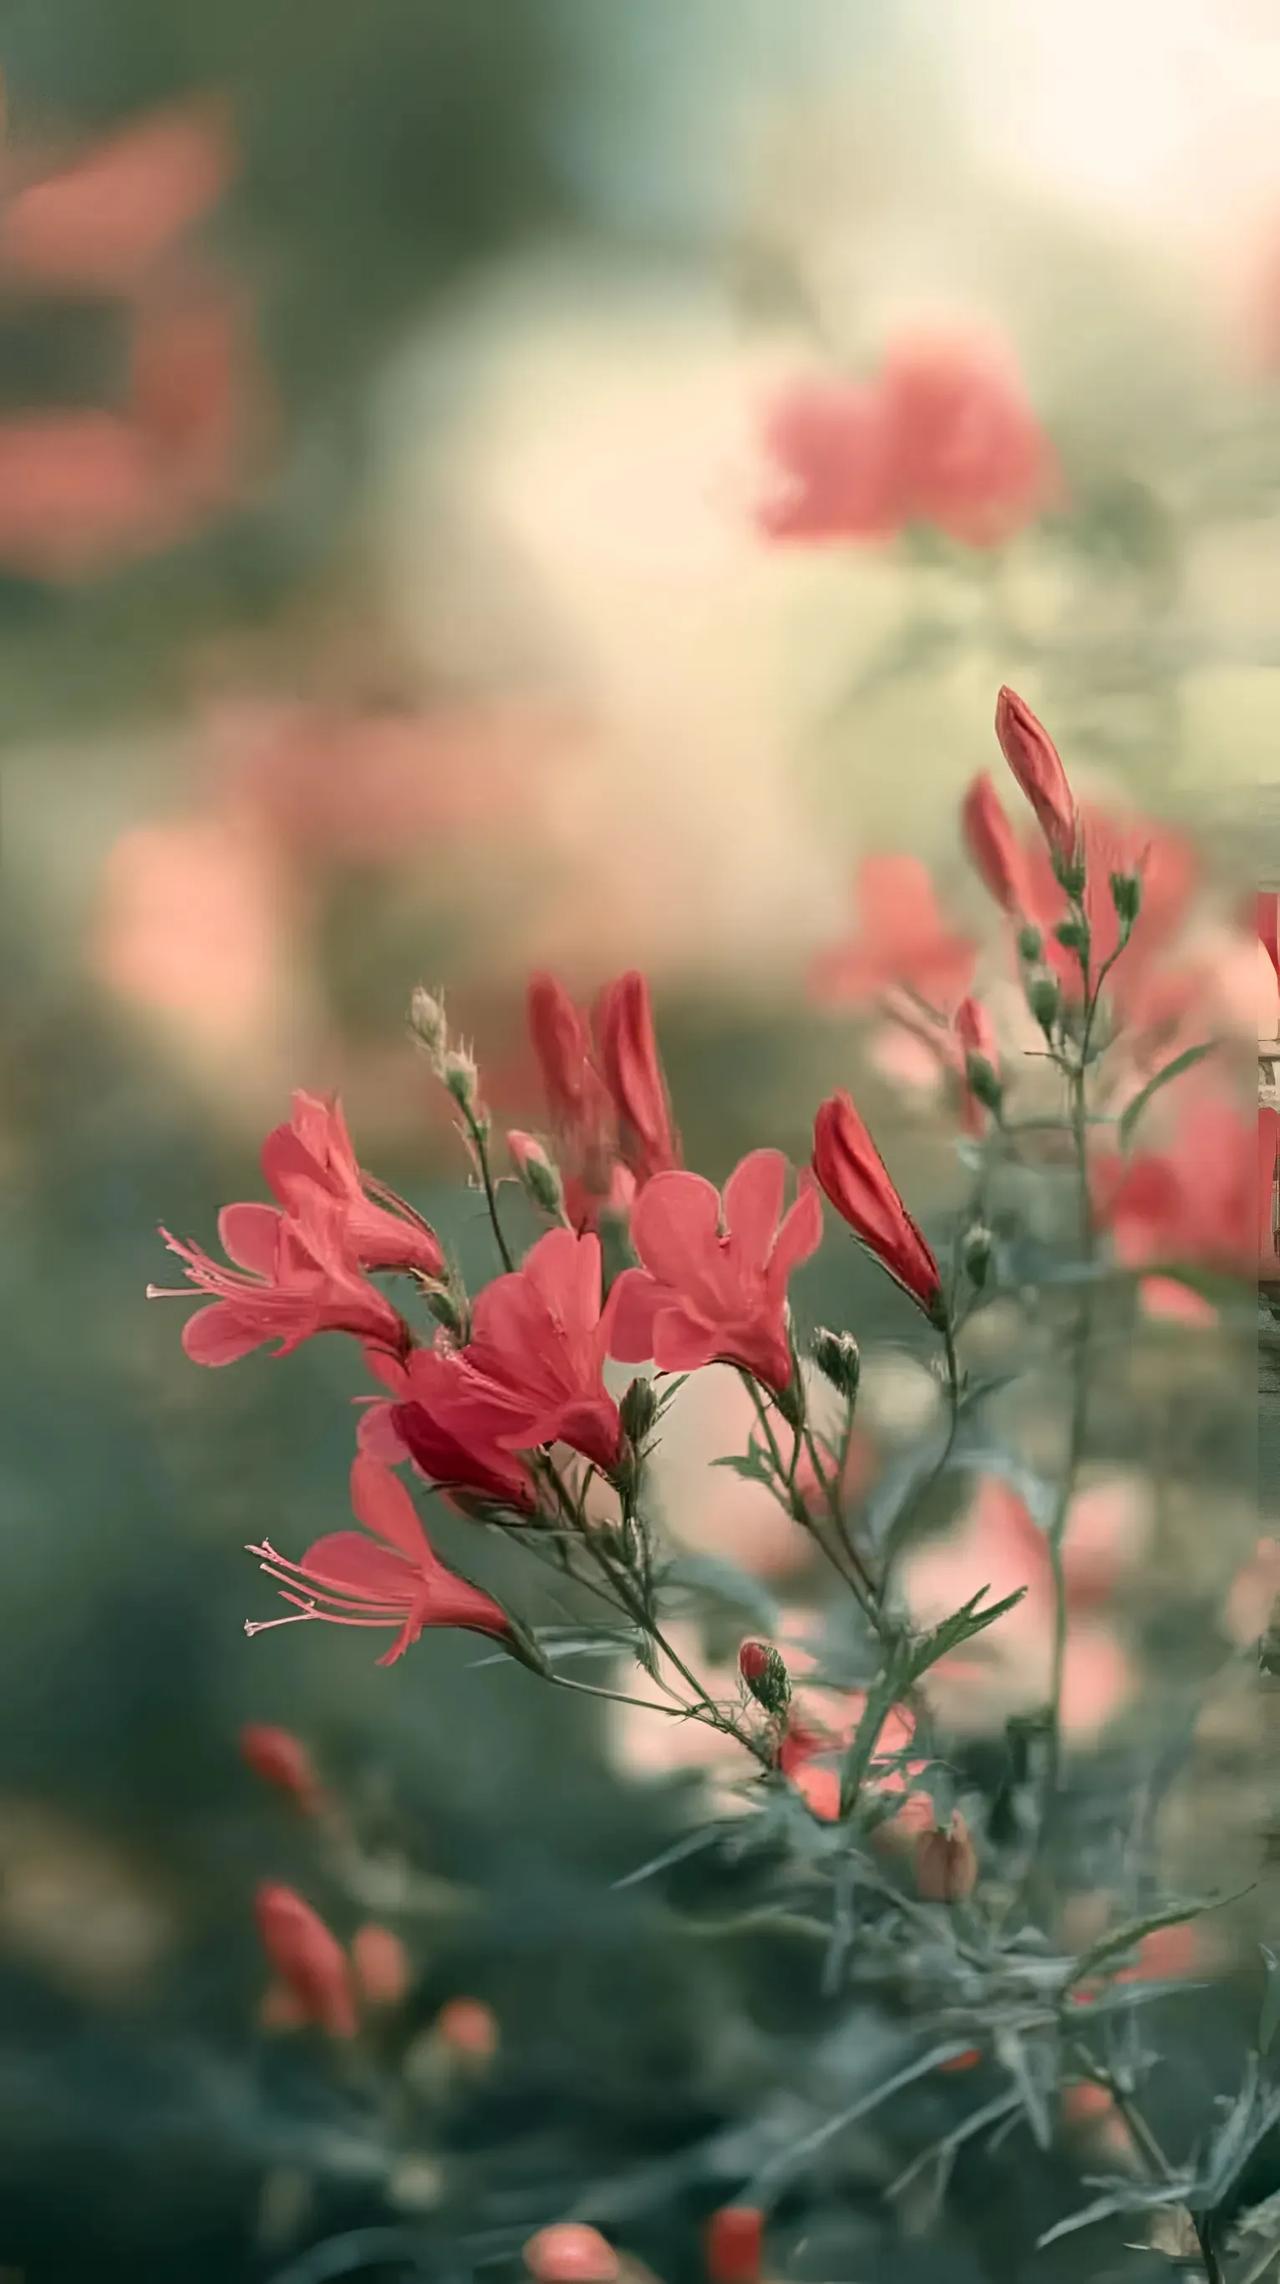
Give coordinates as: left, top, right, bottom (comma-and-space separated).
459, 1099, 515, 1274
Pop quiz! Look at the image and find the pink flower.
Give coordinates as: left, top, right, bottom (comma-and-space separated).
811, 1092, 944, 1321
758, 329, 1055, 550
1093, 1094, 1254, 1290
254, 1883, 357, 2041
915, 1813, 978, 1903
524, 2226, 619, 2284
358, 1346, 539, 1517
594, 970, 680, 1184
609, 1150, 822, 1395
246, 1457, 515, 1667
0, 412, 165, 579
0, 101, 234, 295
262, 1091, 443, 1280
351, 1923, 411, 2009
994, 687, 1078, 869
809, 856, 976, 1011
961, 772, 1035, 916
149, 1191, 408, 1365
448, 1229, 624, 1474
436, 1996, 500, 2059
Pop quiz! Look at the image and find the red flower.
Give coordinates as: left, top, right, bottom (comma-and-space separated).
812, 1093, 944, 1320
0, 101, 234, 296
527, 972, 618, 1206
960, 771, 1034, 916
1093, 1095, 1254, 1288
245, 1457, 514, 1667
526, 968, 677, 1226
524, 2227, 619, 2284
447, 1228, 625, 1473
757, 375, 899, 541
358, 1346, 539, 1516
149, 1191, 408, 1365
705, 2208, 764, 2284
994, 687, 1078, 870
809, 855, 976, 1010
436, 1995, 500, 2058
610, 1151, 821, 1394
593, 970, 680, 1182
254, 1883, 357, 2040
239, 1723, 323, 1816
351, 1923, 410, 2008
262, 1090, 443, 1280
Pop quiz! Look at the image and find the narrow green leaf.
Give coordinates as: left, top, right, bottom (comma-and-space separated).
907, 1586, 1027, 1684
1065, 1890, 1251, 1990
1261, 1947, 1280, 2057
711, 1449, 777, 1489
1119, 1040, 1218, 1149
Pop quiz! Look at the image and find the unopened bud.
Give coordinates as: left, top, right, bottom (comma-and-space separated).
1054, 852, 1087, 898
1027, 969, 1060, 1034
1054, 916, 1090, 958
1109, 870, 1141, 928
915, 1812, 978, 1903
436, 1995, 499, 2062
409, 986, 448, 1067
963, 1053, 1003, 1115
351, 1923, 411, 2009
239, 1723, 324, 1816
425, 1282, 469, 1340
811, 1326, 861, 1401
706, 2207, 764, 2284
524, 2225, 619, 2284
619, 1375, 659, 1447
963, 1223, 993, 1287
507, 1130, 565, 1218
443, 1046, 480, 1112
1016, 923, 1043, 964
739, 1638, 791, 1717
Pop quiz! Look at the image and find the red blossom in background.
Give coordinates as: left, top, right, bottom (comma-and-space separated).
351, 1922, 411, 2008
238, 1722, 324, 1816
0, 101, 233, 294
245, 1457, 515, 1667
526, 968, 678, 1227
705, 2207, 764, 2284
436, 1995, 500, 2059
524, 2226, 619, 2284
1093, 1093, 1254, 1312
812, 1092, 944, 1320
254, 1882, 357, 2041
809, 855, 976, 1011
595, 970, 680, 1184
262, 1091, 444, 1280
758, 328, 1057, 550
779, 1695, 922, 1825
610, 1151, 822, 1394
961, 771, 1035, 916
993, 686, 1079, 869
149, 1191, 408, 1365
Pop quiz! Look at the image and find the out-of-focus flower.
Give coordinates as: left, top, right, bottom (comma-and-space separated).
149, 1191, 408, 1366
129, 283, 260, 519
1225, 1538, 1280, 1646
610, 1151, 822, 1394
238, 1723, 324, 1816
961, 772, 1035, 916
594, 970, 680, 1185
809, 855, 976, 1012
0, 101, 233, 295
0, 411, 165, 579
525, 969, 677, 1228
444, 1228, 624, 1474
1260, 1107, 1280, 1265
361, 1348, 539, 1516
1093, 1093, 1254, 1314
779, 1693, 921, 1825
435, 1996, 500, 2059
914, 1812, 978, 1902
254, 1883, 357, 2041
245, 1457, 515, 1667
758, 327, 1056, 549
524, 2225, 620, 2284
812, 1092, 944, 1320
261, 1091, 443, 1280
994, 687, 1078, 870
705, 2207, 764, 2284
351, 1922, 410, 2008
1025, 806, 1198, 1005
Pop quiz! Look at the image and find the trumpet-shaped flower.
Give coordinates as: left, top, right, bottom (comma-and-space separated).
812, 1092, 944, 1320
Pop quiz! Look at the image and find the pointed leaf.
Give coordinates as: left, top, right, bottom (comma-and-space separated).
1260, 1948, 1280, 2058
1119, 1041, 1219, 1149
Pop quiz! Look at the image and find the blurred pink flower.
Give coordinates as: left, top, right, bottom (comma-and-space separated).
524, 2226, 619, 2284
0, 100, 233, 295
779, 1692, 922, 1824
610, 1150, 822, 1394
1093, 1092, 1254, 1309
525, 968, 677, 1228
254, 1882, 357, 2041
129, 282, 261, 518
0, 412, 166, 579
646, 1365, 816, 1581
239, 1723, 324, 1817
758, 328, 1057, 550
351, 1922, 411, 2008
809, 856, 976, 1012
1225, 1538, 1280, 1646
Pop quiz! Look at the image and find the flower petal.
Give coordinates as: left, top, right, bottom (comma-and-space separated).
722, 1149, 787, 1272
183, 1300, 265, 1365
348, 1457, 432, 1567
301, 1529, 416, 1602
629, 1169, 722, 1294
606, 1267, 664, 1363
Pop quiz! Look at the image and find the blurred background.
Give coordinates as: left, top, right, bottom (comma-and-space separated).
0, 2, 1276, 2277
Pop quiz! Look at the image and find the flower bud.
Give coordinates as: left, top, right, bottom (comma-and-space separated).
619, 1375, 659, 1447
507, 1129, 566, 1218
524, 2225, 619, 2284
409, 986, 448, 1067
1016, 923, 1043, 964
811, 1326, 861, 1400
914, 1812, 978, 1903
962, 1223, 993, 1288
1027, 970, 1060, 1034
239, 1723, 323, 1816
1054, 916, 1090, 957
351, 1922, 411, 2009
1109, 870, 1142, 928
424, 1281, 469, 1340
995, 686, 1077, 869
1054, 853, 1088, 897
963, 1054, 1003, 1115
443, 1045, 480, 1113
739, 1638, 791, 1717
706, 2207, 764, 2284
436, 1995, 499, 2061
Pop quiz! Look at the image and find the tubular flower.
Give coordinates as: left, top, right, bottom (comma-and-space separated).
149, 1190, 408, 1365
262, 1090, 443, 1280
593, 970, 680, 1183
358, 1346, 539, 1516
238, 1723, 323, 1815
812, 1093, 944, 1321
449, 1228, 625, 1473
809, 855, 976, 1011
246, 1457, 515, 1667
960, 771, 1034, 916
994, 687, 1078, 870
527, 968, 677, 1225
254, 1883, 357, 2041
610, 1150, 822, 1394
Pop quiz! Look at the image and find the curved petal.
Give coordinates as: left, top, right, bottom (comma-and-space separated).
629, 1169, 723, 1296
301, 1530, 416, 1602
363, 1344, 410, 1396
650, 1303, 721, 1375
261, 1120, 327, 1208
723, 1149, 787, 1271
348, 1456, 432, 1567
522, 1226, 589, 1318
606, 1267, 664, 1363
183, 1301, 264, 1365
768, 1171, 824, 1286
217, 1201, 280, 1275
355, 1397, 408, 1462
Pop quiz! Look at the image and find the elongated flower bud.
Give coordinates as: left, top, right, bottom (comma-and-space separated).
812, 1092, 944, 1322
1027, 969, 1061, 1034
812, 1325, 860, 1399
706, 2207, 764, 2284
507, 1130, 566, 1218
1109, 870, 1141, 928
239, 1723, 323, 1816
914, 1812, 978, 1903
254, 1883, 358, 2040
960, 771, 1031, 915
739, 1638, 791, 1716
994, 686, 1078, 870
409, 986, 448, 1068
351, 1922, 410, 2008
619, 1374, 659, 1446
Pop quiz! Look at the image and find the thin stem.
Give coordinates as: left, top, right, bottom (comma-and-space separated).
459, 1098, 515, 1274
